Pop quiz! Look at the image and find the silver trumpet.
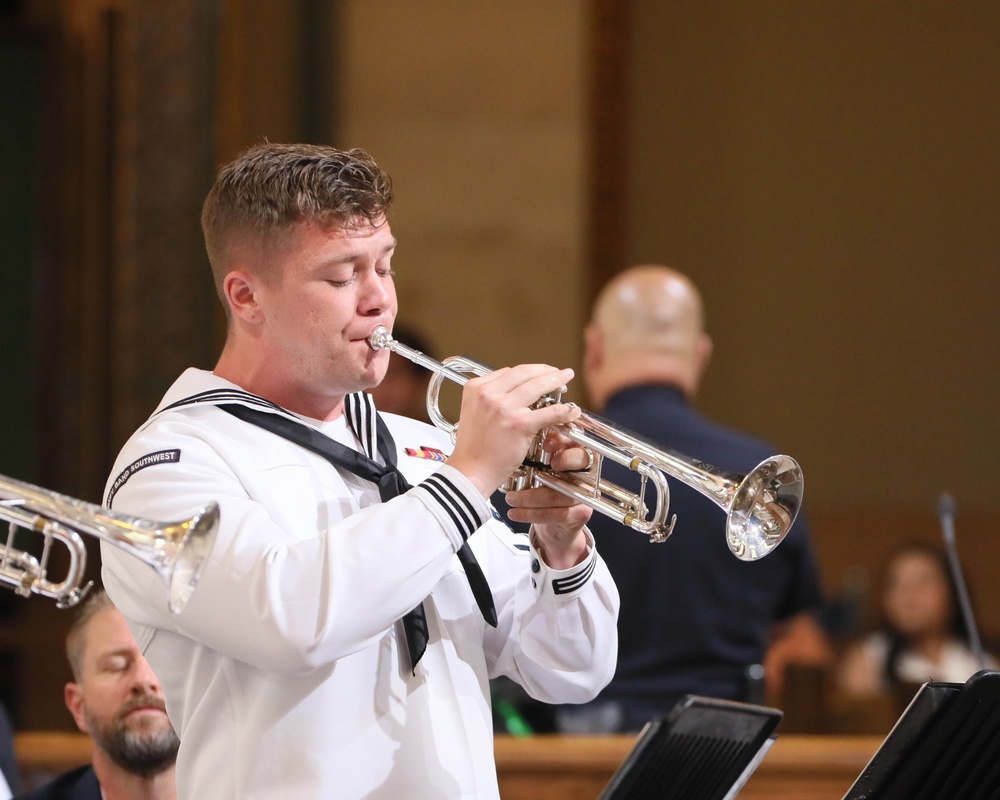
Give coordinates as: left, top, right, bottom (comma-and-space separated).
0, 473, 219, 613
369, 325, 803, 560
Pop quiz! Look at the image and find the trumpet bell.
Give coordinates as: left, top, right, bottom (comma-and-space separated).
0, 473, 219, 613
116, 501, 221, 613
726, 455, 803, 561
166, 503, 219, 611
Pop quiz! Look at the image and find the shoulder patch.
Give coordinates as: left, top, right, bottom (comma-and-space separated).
106, 449, 180, 507
405, 446, 448, 462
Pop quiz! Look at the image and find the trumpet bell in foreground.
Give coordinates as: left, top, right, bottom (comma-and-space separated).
164, 502, 220, 613
726, 455, 803, 561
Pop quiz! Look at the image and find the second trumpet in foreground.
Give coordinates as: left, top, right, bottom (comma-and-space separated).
0, 473, 219, 613
368, 325, 802, 560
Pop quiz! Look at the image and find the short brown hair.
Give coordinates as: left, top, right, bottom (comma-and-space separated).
65, 589, 115, 682
201, 142, 394, 305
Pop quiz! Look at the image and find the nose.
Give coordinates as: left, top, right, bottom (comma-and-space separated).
131, 654, 162, 695
358, 268, 394, 317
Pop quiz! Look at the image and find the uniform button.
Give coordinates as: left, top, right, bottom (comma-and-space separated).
531, 559, 540, 573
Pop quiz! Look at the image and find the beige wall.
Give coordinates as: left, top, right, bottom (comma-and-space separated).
335, 1, 589, 379
5, 0, 591, 732
626, 2, 1000, 634
11, 0, 998, 730
191, 0, 1000, 634
628, 2, 1000, 515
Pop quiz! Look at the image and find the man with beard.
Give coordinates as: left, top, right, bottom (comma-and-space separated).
17, 591, 179, 800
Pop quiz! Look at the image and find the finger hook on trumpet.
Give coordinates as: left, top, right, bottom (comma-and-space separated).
368, 325, 802, 560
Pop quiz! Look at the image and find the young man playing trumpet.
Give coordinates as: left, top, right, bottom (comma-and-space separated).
100, 143, 618, 799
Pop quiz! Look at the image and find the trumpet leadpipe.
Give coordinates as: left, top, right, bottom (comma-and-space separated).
369, 325, 472, 385
366, 325, 801, 559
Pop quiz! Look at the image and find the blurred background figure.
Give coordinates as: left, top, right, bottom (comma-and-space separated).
837, 540, 996, 700
0, 701, 19, 797
553, 264, 831, 733
367, 321, 434, 424
17, 590, 178, 800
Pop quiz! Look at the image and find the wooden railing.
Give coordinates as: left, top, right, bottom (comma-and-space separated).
15, 732, 91, 772
14, 730, 883, 799
14, 731, 92, 791
495, 733, 884, 800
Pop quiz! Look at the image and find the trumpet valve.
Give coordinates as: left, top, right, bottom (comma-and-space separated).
500, 471, 530, 493
10, 550, 41, 597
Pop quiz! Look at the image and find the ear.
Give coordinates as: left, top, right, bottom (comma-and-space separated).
695, 332, 712, 379
64, 682, 89, 734
583, 323, 603, 373
223, 269, 263, 324
582, 323, 607, 409
688, 333, 713, 397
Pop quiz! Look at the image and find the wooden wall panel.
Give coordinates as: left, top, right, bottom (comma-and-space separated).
624, 2, 1000, 518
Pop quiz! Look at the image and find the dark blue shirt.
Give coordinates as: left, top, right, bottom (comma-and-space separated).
576, 385, 824, 730
14, 764, 100, 800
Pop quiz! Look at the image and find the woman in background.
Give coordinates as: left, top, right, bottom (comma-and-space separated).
838, 540, 994, 696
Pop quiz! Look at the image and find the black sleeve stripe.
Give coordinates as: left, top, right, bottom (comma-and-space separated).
431, 473, 481, 523
552, 557, 596, 595
419, 473, 488, 541
421, 474, 474, 525
429, 473, 489, 532
420, 480, 472, 541
421, 475, 477, 537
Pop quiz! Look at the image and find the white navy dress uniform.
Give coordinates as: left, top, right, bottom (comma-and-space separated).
101, 368, 619, 800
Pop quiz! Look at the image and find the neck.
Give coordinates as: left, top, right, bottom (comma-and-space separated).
911, 632, 948, 663
591, 367, 693, 411
91, 752, 177, 800
214, 352, 346, 422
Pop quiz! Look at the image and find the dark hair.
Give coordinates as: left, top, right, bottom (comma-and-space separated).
201, 142, 394, 305
65, 589, 115, 682
880, 540, 970, 686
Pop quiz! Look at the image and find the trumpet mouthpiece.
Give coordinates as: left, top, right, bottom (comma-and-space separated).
368, 326, 393, 352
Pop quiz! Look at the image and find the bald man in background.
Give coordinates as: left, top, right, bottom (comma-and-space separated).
557, 265, 831, 733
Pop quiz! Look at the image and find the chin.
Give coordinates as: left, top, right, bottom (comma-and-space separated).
366, 362, 390, 389
126, 714, 171, 733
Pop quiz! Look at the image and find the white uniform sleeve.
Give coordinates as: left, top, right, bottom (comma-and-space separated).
478, 522, 619, 704
101, 411, 492, 674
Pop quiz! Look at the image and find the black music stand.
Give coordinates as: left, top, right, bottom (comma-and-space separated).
598, 695, 782, 800
843, 669, 1000, 800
